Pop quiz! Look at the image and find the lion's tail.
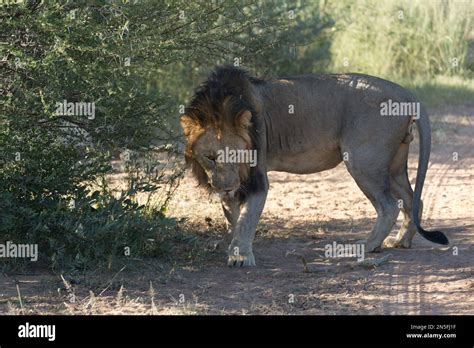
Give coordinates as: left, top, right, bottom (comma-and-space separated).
413, 105, 449, 245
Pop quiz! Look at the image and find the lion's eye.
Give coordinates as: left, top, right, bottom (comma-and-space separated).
205, 155, 216, 162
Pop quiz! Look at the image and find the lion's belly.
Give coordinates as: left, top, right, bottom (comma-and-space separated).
266, 147, 343, 174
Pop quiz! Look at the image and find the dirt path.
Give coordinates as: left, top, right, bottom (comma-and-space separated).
161, 104, 474, 315
1, 105, 472, 314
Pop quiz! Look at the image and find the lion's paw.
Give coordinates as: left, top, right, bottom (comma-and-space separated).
227, 252, 255, 267
383, 236, 411, 249
356, 239, 382, 253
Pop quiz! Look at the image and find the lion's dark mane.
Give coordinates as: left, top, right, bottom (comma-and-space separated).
183, 66, 267, 202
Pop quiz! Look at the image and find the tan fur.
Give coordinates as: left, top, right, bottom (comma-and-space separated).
180, 67, 448, 267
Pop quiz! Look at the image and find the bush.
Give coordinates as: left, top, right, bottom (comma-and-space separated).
2, 1, 328, 270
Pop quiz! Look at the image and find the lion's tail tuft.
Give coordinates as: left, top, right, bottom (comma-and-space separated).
417, 228, 449, 245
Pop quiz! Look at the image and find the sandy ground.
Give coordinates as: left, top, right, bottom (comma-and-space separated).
1, 105, 473, 314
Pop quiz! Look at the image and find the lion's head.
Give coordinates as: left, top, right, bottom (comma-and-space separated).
180, 66, 263, 198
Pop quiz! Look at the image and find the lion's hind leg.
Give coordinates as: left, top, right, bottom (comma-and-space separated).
384, 143, 422, 248
344, 155, 400, 253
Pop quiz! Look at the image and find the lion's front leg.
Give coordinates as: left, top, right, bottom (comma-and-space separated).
218, 195, 241, 250
227, 190, 267, 267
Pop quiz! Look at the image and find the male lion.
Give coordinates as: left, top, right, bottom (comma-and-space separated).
180, 66, 449, 267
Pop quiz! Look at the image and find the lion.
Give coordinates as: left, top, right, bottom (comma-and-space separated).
180, 66, 449, 267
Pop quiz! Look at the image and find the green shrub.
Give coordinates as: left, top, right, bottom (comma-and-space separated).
2, 1, 314, 271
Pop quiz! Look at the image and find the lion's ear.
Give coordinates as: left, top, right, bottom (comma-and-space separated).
236, 110, 252, 129
180, 114, 201, 138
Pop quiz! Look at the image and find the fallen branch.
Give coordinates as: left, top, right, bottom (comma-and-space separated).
99, 266, 126, 296
350, 254, 392, 269
286, 250, 392, 273
285, 250, 310, 273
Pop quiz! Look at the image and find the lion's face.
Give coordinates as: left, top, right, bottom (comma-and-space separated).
193, 128, 249, 194
181, 110, 253, 196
